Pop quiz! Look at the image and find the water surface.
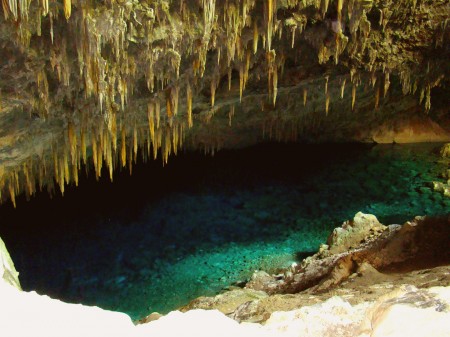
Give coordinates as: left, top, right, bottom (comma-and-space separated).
0, 142, 448, 320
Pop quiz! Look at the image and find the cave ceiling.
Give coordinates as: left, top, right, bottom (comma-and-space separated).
0, 0, 449, 206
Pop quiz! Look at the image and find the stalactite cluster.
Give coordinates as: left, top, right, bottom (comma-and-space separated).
0, 0, 448, 205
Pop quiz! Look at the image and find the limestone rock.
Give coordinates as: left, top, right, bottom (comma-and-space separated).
264, 296, 370, 337
359, 286, 450, 337
441, 143, 450, 158
181, 288, 268, 315
0, 236, 21, 290
0, 281, 136, 337
246, 213, 449, 297
327, 212, 386, 254
135, 309, 265, 337
245, 271, 281, 293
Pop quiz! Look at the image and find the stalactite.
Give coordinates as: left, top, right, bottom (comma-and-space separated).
9, 179, 16, 208
63, 0, 71, 20
384, 72, 390, 97
63, 151, 70, 185
425, 85, 431, 112
321, 0, 329, 18
0, 0, 446, 206
166, 91, 173, 118
50, 12, 54, 44
187, 84, 193, 128
340, 78, 346, 98
41, 0, 48, 16
68, 122, 77, 165
228, 105, 235, 127
244, 50, 251, 90
352, 84, 356, 111
148, 102, 155, 145
375, 85, 380, 109
133, 126, 138, 162
337, 0, 343, 24
121, 125, 126, 168
173, 85, 179, 116
8, 0, 17, 20
80, 126, 87, 164
1, 0, 9, 20
128, 145, 133, 175
272, 66, 278, 106
73, 159, 79, 186
155, 100, 161, 129
253, 20, 259, 54
239, 63, 244, 102
210, 79, 216, 107
265, 0, 276, 51
172, 124, 179, 156
91, 133, 99, 179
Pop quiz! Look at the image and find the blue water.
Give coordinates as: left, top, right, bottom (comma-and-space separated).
0, 142, 448, 320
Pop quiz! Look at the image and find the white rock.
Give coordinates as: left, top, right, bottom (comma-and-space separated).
0, 236, 21, 290
0, 282, 135, 337
264, 296, 370, 337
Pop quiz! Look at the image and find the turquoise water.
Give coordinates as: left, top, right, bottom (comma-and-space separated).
0, 142, 448, 320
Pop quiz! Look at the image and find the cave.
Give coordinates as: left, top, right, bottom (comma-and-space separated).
0, 0, 449, 336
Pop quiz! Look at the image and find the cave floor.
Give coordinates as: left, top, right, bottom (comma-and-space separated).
0, 142, 448, 320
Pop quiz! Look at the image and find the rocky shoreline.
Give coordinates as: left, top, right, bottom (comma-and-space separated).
166, 213, 450, 324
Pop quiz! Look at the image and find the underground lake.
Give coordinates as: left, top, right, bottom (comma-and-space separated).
0, 142, 448, 320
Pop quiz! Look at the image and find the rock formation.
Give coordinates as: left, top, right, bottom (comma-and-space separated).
182, 213, 450, 322
0, 235, 21, 290
0, 0, 449, 205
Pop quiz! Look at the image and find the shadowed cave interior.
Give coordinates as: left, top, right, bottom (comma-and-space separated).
0, 0, 449, 327
0, 142, 449, 320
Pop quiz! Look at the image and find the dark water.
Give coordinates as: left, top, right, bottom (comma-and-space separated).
0, 142, 448, 320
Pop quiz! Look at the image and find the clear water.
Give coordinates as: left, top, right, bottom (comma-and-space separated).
0, 142, 448, 320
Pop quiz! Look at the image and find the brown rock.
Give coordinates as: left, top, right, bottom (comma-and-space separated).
180, 288, 268, 315
327, 212, 386, 255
